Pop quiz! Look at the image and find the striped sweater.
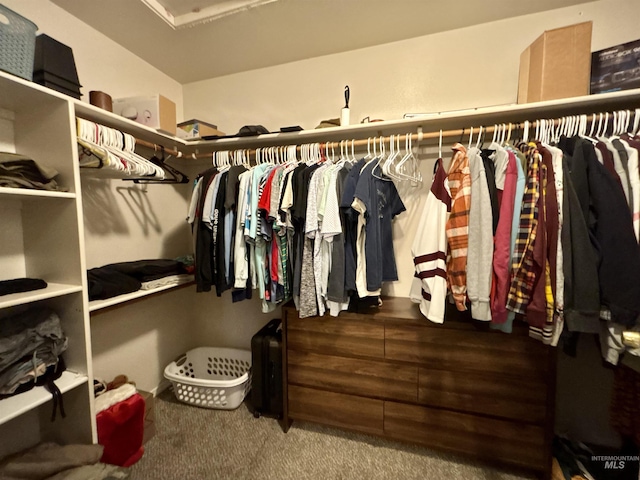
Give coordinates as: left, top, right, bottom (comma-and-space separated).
410, 158, 452, 323
446, 144, 471, 311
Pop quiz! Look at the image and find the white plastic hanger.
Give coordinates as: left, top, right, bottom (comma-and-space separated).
633, 109, 640, 136
394, 133, 422, 186
364, 137, 373, 160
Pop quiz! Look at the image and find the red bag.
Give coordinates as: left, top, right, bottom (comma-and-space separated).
96, 392, 145, 467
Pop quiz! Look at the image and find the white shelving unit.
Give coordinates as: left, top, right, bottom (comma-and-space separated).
89, 275, 194, 312
0, 283, 83, 310
0, 371, 88, 425
0, 71, 94, 458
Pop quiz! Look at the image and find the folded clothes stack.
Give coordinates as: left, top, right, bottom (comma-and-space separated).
0, 278, 47, 297
0, 152, 67, 191
87, 258, 193, 300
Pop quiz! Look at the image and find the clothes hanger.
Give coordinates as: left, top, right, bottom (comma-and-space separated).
474, 126, 483, 150
624, 109, 631, 134
101, 126, 157, 177
364, 137, 372, 160
633, 108, 640, 136
395, 132, 422, 185
77, 119, 125, 172
382, 135, 399, 178
125, 145, 190, 184
372, 136, 390, 180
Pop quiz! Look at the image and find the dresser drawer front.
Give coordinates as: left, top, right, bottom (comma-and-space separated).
289, 350, 417, 402
385, 324, 549, 379
418, 368, 547, 423
384, 401, 545, 470
287, 314, 384, 359
288, 385, 384, 436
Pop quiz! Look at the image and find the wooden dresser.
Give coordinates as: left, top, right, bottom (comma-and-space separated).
281, 298, 556, 478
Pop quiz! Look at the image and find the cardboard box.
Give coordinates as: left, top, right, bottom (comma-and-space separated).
517, 21, 592, 104
138, 390, 155, 444
176, 119, 225, 140
591, 39, 640, 94
113, 94, 176, 135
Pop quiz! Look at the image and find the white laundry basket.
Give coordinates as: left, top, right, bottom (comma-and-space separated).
164, 347, 251, 410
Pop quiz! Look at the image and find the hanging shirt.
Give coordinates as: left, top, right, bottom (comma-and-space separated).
351, 160, 382, 298
353, 160, 406, 292
187, 177, 203, 225
445, 144, 471, 311
307, 164, 330, 316
492, 147, 526, 334
612, 138, 633, 212
490, 151, 518, 325
507, 145, 540, 315
327, 165, 352, 315
410, 158, 451, 324
202, 172, 222, 230
559, 144, 600, 334
466, 147, 493, 321
601, 137, 630, 208
193, 168, 218, 292
620, 137, 640, 242
233, 171, 252, 289
526, 144, 557, 331
583, 138, 640, 327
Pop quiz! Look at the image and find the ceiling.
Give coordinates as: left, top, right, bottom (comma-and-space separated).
52, 0, 597, 84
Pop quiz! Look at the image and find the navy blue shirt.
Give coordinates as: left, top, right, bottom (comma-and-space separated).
354, 161, 406, 291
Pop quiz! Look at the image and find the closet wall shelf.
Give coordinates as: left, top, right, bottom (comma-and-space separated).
189, 87, 640, 151
88, 276, 195, 313
0, 284, 83, 310
73, 101, 187, 150
0, 371, 88, 426
0, 72, 183, 152
0, 188, 76, 200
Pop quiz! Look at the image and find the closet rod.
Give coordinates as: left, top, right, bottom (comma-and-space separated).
190, 118, 570, 160
134, 138, 183, 157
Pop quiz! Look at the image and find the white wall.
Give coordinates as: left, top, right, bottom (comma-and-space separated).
184, 0, 640, 134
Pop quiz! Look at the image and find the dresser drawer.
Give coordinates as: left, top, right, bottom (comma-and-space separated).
289, 350, 417, 402
384, 401, 545, 470
286, 313, 384, 359
288, 385, 384, 436
418, 368, 547, 423
385, 324, 550, 380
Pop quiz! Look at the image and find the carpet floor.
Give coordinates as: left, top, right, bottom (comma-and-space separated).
128, 389, 537, 480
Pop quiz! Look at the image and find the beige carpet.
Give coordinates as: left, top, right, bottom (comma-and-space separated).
128, 389, 536, 480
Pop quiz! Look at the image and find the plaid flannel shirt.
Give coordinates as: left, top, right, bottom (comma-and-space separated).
446, 143, 471, 311
507, 147, 541, 314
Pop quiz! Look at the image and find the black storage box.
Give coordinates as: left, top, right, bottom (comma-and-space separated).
32, 71, 81, 99
591, 38, 640, 94
32, 34, 82, 98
